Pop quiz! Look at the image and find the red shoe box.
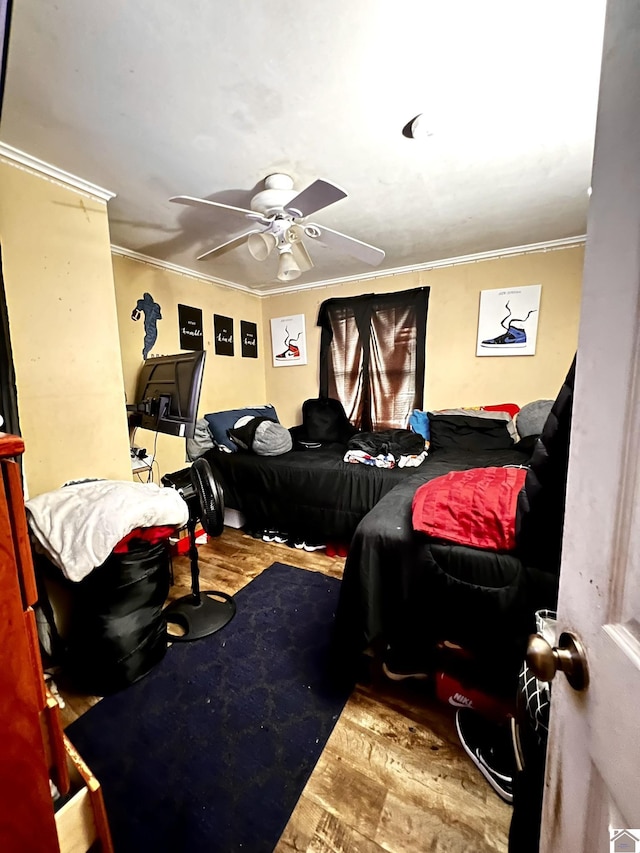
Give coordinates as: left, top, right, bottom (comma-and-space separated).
169, 526, 207, 556
435, 671, 514, 722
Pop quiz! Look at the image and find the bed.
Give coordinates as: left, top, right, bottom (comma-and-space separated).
202, 441, 431, 544
197, 396, 538, 547
331, 448, 553, 690
331, 363, 575, 694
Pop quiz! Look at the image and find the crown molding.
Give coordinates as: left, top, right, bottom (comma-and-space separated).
0, 142, 115, 201
111, 234, 586, 298
111, 245, 255, 294
263, 235, 587, 295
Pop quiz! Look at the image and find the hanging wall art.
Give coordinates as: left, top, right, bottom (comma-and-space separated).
214, 314, 234, 356
476, 284, 541, 356
178, 304, 204, 351
270, 314, 307, 367
241, 321, 258, 358
131, 292, 162, 359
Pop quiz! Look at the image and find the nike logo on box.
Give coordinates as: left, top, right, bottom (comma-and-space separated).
448, 693, 474, 708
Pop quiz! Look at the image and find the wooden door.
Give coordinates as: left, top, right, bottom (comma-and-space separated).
0, 441, 61, 852
540, 1, 640, 849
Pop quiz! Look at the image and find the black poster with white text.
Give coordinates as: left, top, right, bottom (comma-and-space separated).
178, 304, 204, 350
241, 320, 258, 358
214, 314, 234, 356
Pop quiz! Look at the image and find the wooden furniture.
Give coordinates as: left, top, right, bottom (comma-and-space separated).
0, 433, 113, 853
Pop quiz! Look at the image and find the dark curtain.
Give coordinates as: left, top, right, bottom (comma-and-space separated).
0, 5, 18, 436
0, 0, 13, 125
317, 287, 429, 431
0, 248, 20, 436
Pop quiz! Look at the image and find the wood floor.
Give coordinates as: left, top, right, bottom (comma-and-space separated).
59, 526, 512, 853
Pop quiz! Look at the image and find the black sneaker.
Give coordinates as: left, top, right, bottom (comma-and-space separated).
455, 709, 515, 804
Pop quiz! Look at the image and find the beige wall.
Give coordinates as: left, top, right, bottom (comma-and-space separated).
0, 154, 584, 496
263, 247, 584, 427
0, 160, 131, 496
112, 254, 265, 478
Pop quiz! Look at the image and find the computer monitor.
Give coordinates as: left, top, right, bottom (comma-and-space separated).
129, 351, 206, 439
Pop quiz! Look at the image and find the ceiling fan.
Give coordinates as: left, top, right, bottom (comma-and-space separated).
170, 173, 385, 282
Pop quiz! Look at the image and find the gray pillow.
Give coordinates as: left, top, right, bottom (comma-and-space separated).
252, 420, 293, 456
228, 416, 292, 456
516, 400, 554, 439
186, 418, 215, 461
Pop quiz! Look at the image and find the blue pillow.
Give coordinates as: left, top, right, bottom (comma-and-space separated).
204, 405, 280, 452
408, 409, 430, 441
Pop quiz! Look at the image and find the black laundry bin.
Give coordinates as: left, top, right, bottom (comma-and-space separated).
64, 539, 171, 695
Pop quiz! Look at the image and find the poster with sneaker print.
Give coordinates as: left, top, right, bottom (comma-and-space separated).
270, 314, 307, 366
476, 284, 541, 356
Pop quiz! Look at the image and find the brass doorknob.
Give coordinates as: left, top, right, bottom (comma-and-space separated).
526, 630, 589, 691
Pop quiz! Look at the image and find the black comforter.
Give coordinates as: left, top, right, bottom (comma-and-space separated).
331, 445, 548, 680
332, 361, 576, 689
203, 442, 428, 543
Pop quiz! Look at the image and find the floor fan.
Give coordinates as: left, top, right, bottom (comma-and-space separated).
162, 457, 236, 641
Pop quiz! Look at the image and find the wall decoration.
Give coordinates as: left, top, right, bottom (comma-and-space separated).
131, 292, 162, 359
476, 284, 541, 357
270, 314, 307, 367
214, 314, 234, 356
178, 304, 204, 351
241, 320, 258, 358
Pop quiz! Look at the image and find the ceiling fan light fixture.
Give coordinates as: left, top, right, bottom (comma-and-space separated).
248, 232, 277, 261
277, 248, 301, 282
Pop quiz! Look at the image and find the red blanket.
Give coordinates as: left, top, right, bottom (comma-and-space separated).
412, 466, 527, 551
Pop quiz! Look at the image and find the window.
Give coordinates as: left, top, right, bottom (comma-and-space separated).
317, 287, 429, 431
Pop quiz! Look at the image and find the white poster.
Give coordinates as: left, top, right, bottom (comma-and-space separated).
476, 284, 541, 356
270, 313, 307, 367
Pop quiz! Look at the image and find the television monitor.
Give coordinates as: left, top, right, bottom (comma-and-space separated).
128, 351, 206, 438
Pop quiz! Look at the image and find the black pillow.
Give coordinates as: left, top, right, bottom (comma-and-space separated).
428, 413, 514, 452
301, 397, 358, 444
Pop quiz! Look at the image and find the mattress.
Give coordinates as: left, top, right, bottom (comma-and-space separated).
203, 442, 426, 543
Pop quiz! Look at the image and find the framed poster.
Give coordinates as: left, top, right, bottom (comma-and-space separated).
178, 304, 204, 351
476, 284, 541, 356
214, 314, 234, 356
241, 320, 258, 358
270, 314, 307, 367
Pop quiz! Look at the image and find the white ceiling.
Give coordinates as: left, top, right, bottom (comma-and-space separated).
1, 1, 606, 294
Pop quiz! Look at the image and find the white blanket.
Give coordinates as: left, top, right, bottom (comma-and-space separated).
26, 480, 189, 582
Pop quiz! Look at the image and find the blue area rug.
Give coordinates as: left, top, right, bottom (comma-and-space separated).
67, 562, 350, 853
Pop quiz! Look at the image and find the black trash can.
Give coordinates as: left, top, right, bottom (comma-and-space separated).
65, 539, 171, 695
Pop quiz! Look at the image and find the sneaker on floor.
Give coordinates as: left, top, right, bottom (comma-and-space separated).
273, 532, 289, 544
303, 542, 326, 552
382, 646, 431, 682
455, 708, 515, 804
262, 530, 278, 542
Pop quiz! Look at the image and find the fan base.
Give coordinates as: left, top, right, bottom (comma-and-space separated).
164, 590, 236, 642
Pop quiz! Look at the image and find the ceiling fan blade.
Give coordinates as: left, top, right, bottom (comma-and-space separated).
303, 223, 385, 266
196, 229, 262, 261
170, 195, 267, 223
289, 235, 314, 273
283, 179, 347, 219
